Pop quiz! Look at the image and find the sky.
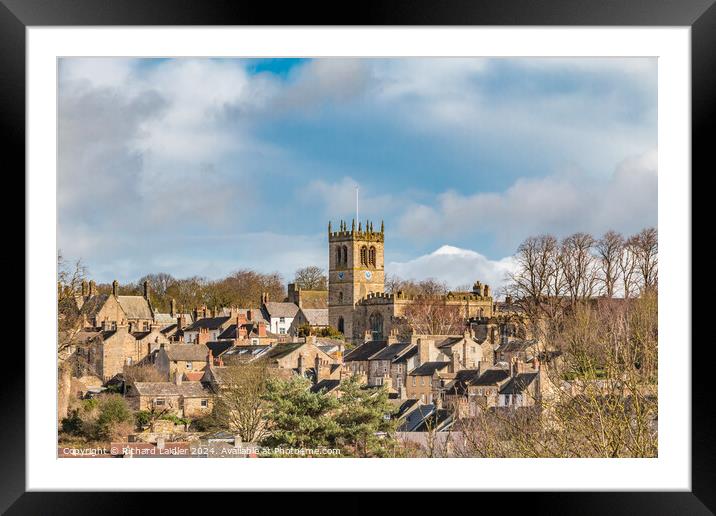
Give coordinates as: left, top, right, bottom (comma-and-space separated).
58, 57, 657, 293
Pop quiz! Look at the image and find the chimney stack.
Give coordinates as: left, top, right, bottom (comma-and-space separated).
81, 280, 88, 297
89, 280, 96, 296
170, 299, 176, 317
314, 355, 321, 381
143, 280, 149, 300
207, 349, 214, 366
257, 321, 267, 338
112, 280, 119, 297
417, 338, 433, 365
297, 354, 305, 376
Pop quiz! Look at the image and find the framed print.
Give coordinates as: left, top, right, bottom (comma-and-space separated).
5, 0, 712, 512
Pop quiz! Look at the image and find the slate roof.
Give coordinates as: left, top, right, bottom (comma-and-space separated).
261, 342, 305, 361
116, 295, 153, 320
310, 379, 341, 394
499, 372, 538, 395
398, 404, 435, 432
409, 361, 450, 376
263, 302, 299, 319
205, 341, 234, 357
162, 344, 209, 362
79, 294, 110, 319
393, 346, 417, 363
301, 308, 329, 326
392, 398, 420, 419
412, 408, 454, 432
186, 316, 231, 331
445, 369, 482, 395
496, 339, 538, 353
132, 331, 151, 340
131, 381, 209, 398
436, 336, 465, 349
368, 342, 412, 361
153, 312, 176, 325
344, 341, 388, 362
221, 346, 271, 362
472, 368, 511, 386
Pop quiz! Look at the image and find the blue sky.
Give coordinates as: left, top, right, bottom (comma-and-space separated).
58, 57, 657, 292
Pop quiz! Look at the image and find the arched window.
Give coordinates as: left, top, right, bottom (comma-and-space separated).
369, 246, 376, 267
337, 316, 345, 334
338, 291, 343, 303
342, 245, 348, 264
360, 246, 368, 266
336, 246, 341, 265
369, 312, 384, 340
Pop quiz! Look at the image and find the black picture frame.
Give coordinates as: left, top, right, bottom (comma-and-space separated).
4, 0, 709, 513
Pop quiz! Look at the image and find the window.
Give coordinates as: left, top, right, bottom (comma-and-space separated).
279, 328, 286, 334
369, 246, 376, 267
337, 317, 345, 334
154, 398, 165, 406
342, 245, 348, 264
336, 246, 341, 265
200, 399, 208, 407
369, 312, 384, 340
279, 317, 285, 323
186, 362, 193, 370
126, 357, 132, 366
338, 292, 343, 303
360, 246, 368, 266
143, 322, 149, 331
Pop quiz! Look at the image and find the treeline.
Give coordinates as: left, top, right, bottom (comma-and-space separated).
93, 270, 285, 313
507, 227, 657, 305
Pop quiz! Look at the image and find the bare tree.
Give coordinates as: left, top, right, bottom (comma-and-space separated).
210, 362, 271, 443
620, 237, 640, 299
596, 231, 624, 298
401, 298, 464, 336
632, 227, 658, 293
294, 266, 328, 290
560, 232, 598, 303
57, 253, 87, 421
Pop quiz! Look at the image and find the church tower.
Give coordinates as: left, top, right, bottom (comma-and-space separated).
328, 219, 385, 340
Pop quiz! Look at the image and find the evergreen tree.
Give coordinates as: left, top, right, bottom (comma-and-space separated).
335, 376, 398, 457
261, 376, 340, 453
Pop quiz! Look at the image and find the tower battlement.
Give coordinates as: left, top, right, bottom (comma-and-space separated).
328, 219, 384, 242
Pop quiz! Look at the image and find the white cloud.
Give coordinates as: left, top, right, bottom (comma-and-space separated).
388, 245, 517, 295
397, 149, 657, 252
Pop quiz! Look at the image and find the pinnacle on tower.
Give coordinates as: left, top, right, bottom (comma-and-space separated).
358, 221, 362, 232
352, 219, 355, 232
381, 220, 384, 233
328, 221, 332, 233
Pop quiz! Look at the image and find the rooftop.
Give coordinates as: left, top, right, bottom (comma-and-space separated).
409, 361, 450, 377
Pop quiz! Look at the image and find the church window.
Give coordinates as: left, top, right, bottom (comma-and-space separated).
337, 317, 345, 334
369, 246, 376, 267
360, 246, 368, 266
336, 246, 341, 265
338, 292, 343, 303
342, 245, 348, 264
369, 312, 384, 340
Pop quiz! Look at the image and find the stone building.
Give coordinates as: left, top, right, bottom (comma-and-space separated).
155, 343, 210, 381
125, 376, 213, 418
327, 220, 494, 344
77, 279, 156, 332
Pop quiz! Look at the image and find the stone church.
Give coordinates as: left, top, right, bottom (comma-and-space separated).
327, 219, 495, 344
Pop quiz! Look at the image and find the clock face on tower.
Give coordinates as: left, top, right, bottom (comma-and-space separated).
337, 271, 344, 280
364, 270, 372, 280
